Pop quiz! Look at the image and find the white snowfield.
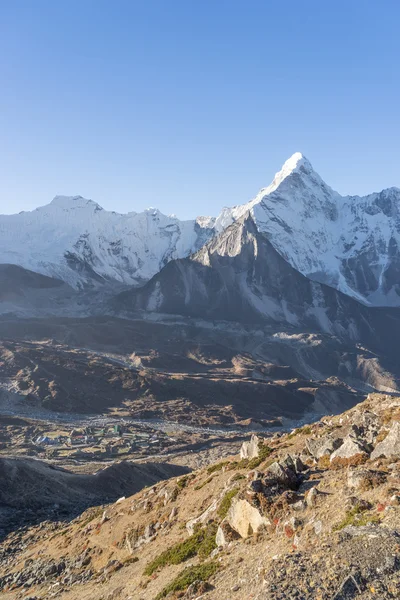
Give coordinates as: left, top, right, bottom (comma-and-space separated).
1, 152, 400, 304
0, 196, 215, 289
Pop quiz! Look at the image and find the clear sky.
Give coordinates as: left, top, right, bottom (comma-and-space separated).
0, 0, 399, 219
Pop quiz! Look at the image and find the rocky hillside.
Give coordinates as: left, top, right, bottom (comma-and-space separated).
2, 315, 397, 423
2, 393, 400, 599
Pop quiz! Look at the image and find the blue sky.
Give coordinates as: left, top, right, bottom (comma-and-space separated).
0, 0, 399, 219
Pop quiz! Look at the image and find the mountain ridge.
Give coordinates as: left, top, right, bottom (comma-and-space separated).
2, 153, 400, 306
112, 212, 400, 354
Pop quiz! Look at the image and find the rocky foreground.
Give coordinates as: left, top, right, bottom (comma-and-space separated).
2, 393, 400, 599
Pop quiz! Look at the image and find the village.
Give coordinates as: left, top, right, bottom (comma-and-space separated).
0, 414, 186, 464
33, 421, 171, 461
0, 413, 248, 470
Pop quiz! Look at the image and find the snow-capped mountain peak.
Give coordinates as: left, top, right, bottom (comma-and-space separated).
49, 195, 102, 210
262, 151, 311, 193
213, 151, 334, 233
211, 152, 400, 306
2, 152, 400, 306
247, 156, 400, 306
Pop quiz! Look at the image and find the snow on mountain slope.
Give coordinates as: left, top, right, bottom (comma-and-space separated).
216, 153, 400, 306
0, 196, 215, 289
1, 154, 399, 304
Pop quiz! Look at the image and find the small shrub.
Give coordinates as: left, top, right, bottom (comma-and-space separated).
123, 556, 139, 566
287, 426, 312, 440
207, 461, 229, 474
238, 444, 273, 470
333, 505, 381, 531
194, 476, 214, 491
155, 561, 219, 599
229, 473, 245, 483
284, 524, 294, 538
217, 488, 239, 520
226, 460, 240, 471
176, 474, 195, 490
143, 522, 218, 576
253, 523, 268, 542
358, 471, 387, 492
255, 491, 272, 515
266, 490, 299, 520
170, 486, 180, 501
382, 408, 400, 424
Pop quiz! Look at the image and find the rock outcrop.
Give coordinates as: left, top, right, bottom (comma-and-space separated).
330, 435, 369, 462
227, 497, 269, 538
371, 422, 400, 460
239, 435, 260, 460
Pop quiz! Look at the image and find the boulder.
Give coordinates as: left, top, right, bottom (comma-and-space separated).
186, 499, 218, 535
240, 435, 260, 460
347, 468, 386, 490
351, 410, 380, 443
215, 520, 241, 546
247, 479, 264, 495
391, 494, 400, 506
169, 506, 178, 520
100, 511, 109, 524
286, 516, 302, 530
313, 520, 323, 535
281, 454, 307, 473
330, 435, 369, 462
292, 499, 306, 511
265, 461, 298, 489
371, 422, 400, 460
306, 435, 343, 459
227, 497, 269, 538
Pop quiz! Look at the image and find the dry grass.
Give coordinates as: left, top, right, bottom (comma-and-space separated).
357, 471, 387, 492
330, 453, 368, 470
375, 430, 389, 444
382, 407, 400, 424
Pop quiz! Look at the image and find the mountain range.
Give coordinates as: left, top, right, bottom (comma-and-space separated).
1, 153, 400, 422
2, 152, 400, 307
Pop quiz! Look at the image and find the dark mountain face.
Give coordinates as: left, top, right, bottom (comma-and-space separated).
0, 264, 67, 294
0, 264, 77, 315
112, 216, 400, 354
